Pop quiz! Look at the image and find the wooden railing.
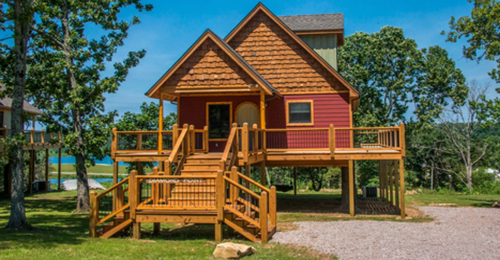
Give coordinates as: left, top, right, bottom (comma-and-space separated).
237, 123, 266, 164
223, 166, 276, 243
265, 128, 330, 151
165, 124, 190, 176
220, 123, 239, 172
89, 177, 130, 237
334, 123, 405, 153
111, 124, 209, 159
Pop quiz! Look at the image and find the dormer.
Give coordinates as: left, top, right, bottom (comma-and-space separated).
279, 14, 344, 70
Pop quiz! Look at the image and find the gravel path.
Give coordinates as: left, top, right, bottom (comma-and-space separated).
273, 207, 500, 260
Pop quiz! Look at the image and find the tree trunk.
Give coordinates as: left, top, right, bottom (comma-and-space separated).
466, 165, 473, 191
337, 166, 360, 213
6, 0, 32, 230
75, 149, 89, 212
308, 168, 323, 192
430, 163, 434, 191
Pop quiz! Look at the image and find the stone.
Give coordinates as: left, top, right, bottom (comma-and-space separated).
492, 201, 500, 208
213, 242, 257, 259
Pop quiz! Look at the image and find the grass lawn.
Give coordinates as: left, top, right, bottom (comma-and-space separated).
50, 164, 130, 174
407, 192, 499, 207
0, 191, 335, 260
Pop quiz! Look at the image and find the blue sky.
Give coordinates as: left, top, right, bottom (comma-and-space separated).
106, 0, 498, 116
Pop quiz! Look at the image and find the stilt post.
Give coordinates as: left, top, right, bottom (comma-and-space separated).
349, 160, 355, 217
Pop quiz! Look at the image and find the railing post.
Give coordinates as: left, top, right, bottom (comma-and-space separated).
242, 123, 249, 163
189, 125, 195, 155
116, 186, 124, 211
172, 124, 179, 148
89, 191, 98, 238
111, 128, 117, 159
203, 126, 209, 153
400, 123, 405, 157
231, 166, 238, 206
253, 124, 258, 154
215, 170, 224, 241
270, 186, 277, 227
30, 129, 34, 144
260, 191, 268, 243
329, 124, 335, 158
129, 170, 137, 220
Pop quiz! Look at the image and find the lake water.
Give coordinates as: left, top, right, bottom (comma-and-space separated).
48, 178, 121, 184
49, 155, 128, 166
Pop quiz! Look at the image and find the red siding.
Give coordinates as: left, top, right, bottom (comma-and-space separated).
179, 95, 260, 152
179, 93, 351, 151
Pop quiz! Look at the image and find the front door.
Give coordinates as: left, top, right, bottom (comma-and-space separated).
207, 102, 232, 152
237, 103, 259, 127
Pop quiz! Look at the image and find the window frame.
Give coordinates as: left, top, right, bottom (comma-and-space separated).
206, 102, 233, 140
286, 100, 314, 126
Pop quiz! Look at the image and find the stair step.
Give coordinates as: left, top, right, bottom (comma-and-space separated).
173, 182, 216, 187
185, 159, 221, 163
172, 186, 216, 192
181, 170, 219, 174
167, 200, 216, 207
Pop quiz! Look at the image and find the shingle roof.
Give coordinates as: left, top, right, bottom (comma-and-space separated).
0, 85, 43, 115
278, 13, 343, 31
211, 31, 276, 94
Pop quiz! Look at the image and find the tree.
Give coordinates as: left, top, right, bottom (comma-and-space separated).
339, 26, 467, 127
0, 0, 34, 230
438, 82, 489, 190
27, 0, 152, 212
443, 0, 500, 129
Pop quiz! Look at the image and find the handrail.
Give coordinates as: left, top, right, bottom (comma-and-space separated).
220, 123, 238, 172
223, 176, 261, 199
95, 177, 130, 200
232, 170, 269, 193
165, 124, 190, 175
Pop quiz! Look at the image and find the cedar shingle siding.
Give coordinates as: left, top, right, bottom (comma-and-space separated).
164, 38, 256, 90
228, 11, 347, 93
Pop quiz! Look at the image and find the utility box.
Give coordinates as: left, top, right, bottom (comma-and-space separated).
363, 186, 378, 198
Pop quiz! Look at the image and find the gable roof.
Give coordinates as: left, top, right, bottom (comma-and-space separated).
225, 3, 359, 100
279, 13, 343, 31
0, 85, 43, 115
146, 29, 277, 99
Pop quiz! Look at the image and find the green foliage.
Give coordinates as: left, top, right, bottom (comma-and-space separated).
338, 26, 467, 127
443, 0, 500, 132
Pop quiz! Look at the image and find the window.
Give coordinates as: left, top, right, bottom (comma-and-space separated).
207, 103, 232, 139
287, 100, 313, 126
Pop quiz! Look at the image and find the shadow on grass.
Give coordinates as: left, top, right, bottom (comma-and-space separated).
0, 191, 88, 251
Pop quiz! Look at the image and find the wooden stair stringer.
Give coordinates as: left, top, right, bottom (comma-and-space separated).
223, 218, 259, 242
99, 218, 133, 239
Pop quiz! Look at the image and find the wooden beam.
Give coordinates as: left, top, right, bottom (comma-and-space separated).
348, 160, 355, 217
389, 160, 394, 206
395, 160, 400, 213
158, 97, 164, 155
399, 159, 406, 219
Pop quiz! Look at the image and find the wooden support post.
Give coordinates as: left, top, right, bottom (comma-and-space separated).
293, 167, 297, 196
348, 160, 355, 217
153, 223, 161, 236
45, 149, 49, 192
158, 97, 164, 155
399, 159, 406, 219
89, 191, 97, 238
389, 160, 394, 206
172, 124, 179, 146
260, 191, 269, 243
231, 166, 238, 206
378, 161, 382, 198
215, 170, 224, 241
58, 147, 62, 191
270, 186, 277, 227
203, 126, 209, 153
111, 128, 117, 159
394, 160, 400, 213
242, 123, 249, 163
260, 161, 266, 186
329, 124, 335, 158
133, 222, 141, 240
189, 125, 195, 155
260, 91, 266, 130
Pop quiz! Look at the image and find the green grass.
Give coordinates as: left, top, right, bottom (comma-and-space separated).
407, 192, 499, 207
50, 164, 130, 174
0, 192, 334, 260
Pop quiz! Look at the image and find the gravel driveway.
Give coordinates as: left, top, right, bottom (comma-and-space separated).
273, 207, 500, 260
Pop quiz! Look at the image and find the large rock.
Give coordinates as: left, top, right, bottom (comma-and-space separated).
213, 242, 257, 259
